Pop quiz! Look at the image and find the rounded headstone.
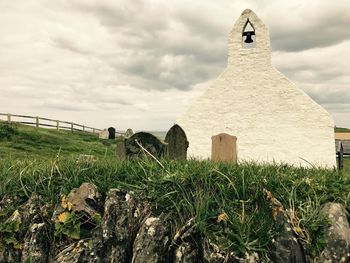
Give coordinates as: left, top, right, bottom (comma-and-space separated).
165, 124, 189, 160
125, 132, 166, 159
124, 128, 135, 139
108, 127, 116, 140
116, 142, 126, 160
99, 129, 108, 139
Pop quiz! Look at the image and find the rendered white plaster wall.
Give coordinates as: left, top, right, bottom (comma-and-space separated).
176, 9, 336, 168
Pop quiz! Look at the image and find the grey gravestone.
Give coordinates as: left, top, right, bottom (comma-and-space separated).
165, 124, 189, 160
108, 127, 116, 139
99, 129, 108, 139
124, 128, 134, 138
116, 141, 126, 160
125, 132, 167, 159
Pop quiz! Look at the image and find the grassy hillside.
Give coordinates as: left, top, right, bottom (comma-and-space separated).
335, 126, 350, 132
0, 122, 118, 159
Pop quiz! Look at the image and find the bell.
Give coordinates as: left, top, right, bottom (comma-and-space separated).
243, 31, 255, 43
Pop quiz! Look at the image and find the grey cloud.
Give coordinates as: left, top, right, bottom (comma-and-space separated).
72, 1, 170, 34
269, 5, 350, 51
173, 9, 227, 39
272, 27, 350, 52
306, 89, 350, 105
67, 1, 227, 91
52, 36, 91, 55
280, 67, 345, 84
325, 103, 350, 112
1, 0, 350, 130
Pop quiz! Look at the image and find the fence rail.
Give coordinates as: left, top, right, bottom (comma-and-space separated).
0, 113, 102, 135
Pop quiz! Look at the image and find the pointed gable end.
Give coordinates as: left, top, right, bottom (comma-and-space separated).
176, 9, 336, 168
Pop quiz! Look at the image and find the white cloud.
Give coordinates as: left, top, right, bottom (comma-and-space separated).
0, 0, 349, 130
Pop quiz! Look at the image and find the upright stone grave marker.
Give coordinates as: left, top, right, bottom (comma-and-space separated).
211, 133, 237, 162
116, 141, 126, 160
108, 127, 116, 140
99, 129, 108, 139
336, 141, 344, 171
124, 128, 134, 138
165, 124, 189, 160
125, 132, 167, 159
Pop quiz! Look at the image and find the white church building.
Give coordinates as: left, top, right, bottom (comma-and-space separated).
177, 9, 336, 167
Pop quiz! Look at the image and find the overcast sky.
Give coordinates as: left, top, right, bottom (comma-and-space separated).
1, 0, 349, 131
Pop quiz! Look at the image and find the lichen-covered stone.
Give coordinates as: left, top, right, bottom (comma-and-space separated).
125, 132, 167, 159
0, 195, 20, 218
53, 239, 94, 263
237, 253, 259, 263
102, 189, 149, 262
132, 216, 170, 263
52, 183, 103, 257
19, 194, 46, 233
171, 218, 200, 263
0, 249, 20, 263
53, 183, 103, 222
262, 189, 305, 262
0, 194, 48, 263
0, 210, 22, 263
270, 221, 305, 263
202, 239, 259, 263
202, 239, 233, 263
174, 242, 199, 263
21, 223, 50, 263
319, 202, 350, 263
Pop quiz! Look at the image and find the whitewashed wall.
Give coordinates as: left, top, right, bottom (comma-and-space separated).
177, 9, 336, 168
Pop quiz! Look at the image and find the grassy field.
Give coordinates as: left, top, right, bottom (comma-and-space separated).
0, 122, 350, 259
0, 122, 119, 159
335, 126, 350, 132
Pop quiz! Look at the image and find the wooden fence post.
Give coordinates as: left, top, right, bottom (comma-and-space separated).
337, 142, 344, 171
56, 120, 59, 130
36, 117, 39, 128
83, 125, 85, 132
93, 128, 95, 134
7, 113, 11, 123
71, 123, 73, 132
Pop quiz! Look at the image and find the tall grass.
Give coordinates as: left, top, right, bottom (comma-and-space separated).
0, 156, 349, 257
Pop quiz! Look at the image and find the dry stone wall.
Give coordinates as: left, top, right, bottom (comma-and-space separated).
1, 183, 349, 263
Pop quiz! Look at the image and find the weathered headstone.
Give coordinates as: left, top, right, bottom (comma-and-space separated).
125, 132, 167, 159
99, 129, 108, 139
108, 127, 116, 140
211, 133, 237, 162
165, 124, 189, 160
124, 128, 134, 138
116, 141, 126, 160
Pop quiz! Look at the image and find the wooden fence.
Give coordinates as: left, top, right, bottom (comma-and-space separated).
336, 140, 350, 171
0, 113, 102, 135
